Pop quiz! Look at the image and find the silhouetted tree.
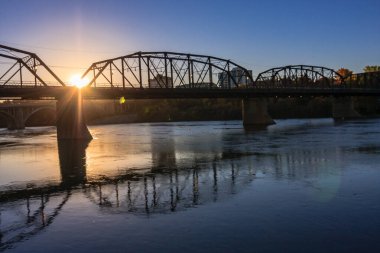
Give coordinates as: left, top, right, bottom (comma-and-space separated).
363, 66, 380, 72
336, 68, 353, 78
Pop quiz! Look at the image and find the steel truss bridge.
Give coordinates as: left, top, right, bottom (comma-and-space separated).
1, 44, 380, 99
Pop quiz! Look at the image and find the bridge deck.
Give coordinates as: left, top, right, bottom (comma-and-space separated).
1, 86, 380, 100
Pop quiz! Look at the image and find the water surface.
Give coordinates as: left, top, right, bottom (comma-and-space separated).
0, 119, 379, 252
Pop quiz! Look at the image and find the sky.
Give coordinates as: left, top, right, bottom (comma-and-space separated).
1, 0, 379, 82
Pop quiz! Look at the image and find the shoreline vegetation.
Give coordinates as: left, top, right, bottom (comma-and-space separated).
88, 97, 380, 125
1, 97, 378, 128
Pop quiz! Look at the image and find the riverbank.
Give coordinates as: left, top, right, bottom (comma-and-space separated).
88, 97, 380, 125
1, 97, 379, 127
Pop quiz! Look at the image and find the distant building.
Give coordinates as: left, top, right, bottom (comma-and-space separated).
149, 74, 173, 88
218, 67, 253, 88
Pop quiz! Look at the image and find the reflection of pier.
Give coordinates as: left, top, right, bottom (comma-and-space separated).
151, 127, 177, 170
0, 139, 89, 251
58, 140, 89, 186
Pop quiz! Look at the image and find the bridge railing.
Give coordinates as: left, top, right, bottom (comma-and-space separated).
254, 77, 340, 89
0, 80, 64, 88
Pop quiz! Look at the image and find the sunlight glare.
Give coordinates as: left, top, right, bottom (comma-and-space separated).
69, 74, 89, 88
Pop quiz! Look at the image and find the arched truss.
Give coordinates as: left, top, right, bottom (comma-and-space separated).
0, 44, 65, 87
81, 52, 254, 89
255, 65, 344, 87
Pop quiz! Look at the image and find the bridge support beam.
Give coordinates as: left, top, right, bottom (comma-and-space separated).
11, 110, 26, 130
332, 97, 361, 120
0, 109, 26, 130
242, 98, 275, 127
56, 89, 92, 140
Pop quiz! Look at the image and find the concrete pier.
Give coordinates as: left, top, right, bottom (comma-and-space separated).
56, 89, 92, 140
332, 97, 361, 120
0, 111, 22, 130
242, 98, 275, 127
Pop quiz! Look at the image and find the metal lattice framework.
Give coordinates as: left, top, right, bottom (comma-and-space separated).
81, 52, 254, 89
0, 44, 379, 98
0, 44, 65, 87
255, 65, 344, 88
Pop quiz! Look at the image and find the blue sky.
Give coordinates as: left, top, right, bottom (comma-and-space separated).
1, 0, 379, 80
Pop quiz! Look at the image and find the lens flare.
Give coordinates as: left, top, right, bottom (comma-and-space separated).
69, 74, 89, 88
119, 96, 126, 104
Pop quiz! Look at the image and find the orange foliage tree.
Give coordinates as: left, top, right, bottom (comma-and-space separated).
336, 68, 353, 78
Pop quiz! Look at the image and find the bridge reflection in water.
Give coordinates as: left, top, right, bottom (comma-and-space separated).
58, 140, 89, 187
0, 133, 340, 251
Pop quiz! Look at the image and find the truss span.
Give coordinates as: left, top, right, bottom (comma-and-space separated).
255, 65, 344, 88
82, 52, 254, 89
0, 44, 65, 87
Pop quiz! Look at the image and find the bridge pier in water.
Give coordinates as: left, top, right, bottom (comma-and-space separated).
56, 89, 92, 140
242, 98, 275, 128
332, 97, 361, 120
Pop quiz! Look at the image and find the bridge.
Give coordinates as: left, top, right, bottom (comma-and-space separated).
1, 44, 380, 139
0, 102, 55, 129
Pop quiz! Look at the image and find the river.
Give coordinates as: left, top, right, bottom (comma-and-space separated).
0, 119, 379, 252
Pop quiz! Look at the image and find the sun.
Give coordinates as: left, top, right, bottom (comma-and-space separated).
69, 74, 89, 88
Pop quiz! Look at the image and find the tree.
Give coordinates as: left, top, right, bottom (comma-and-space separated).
363, 66, 380, 73
336, 68, 353, 78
